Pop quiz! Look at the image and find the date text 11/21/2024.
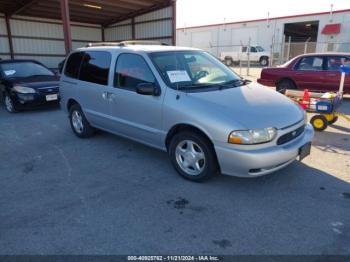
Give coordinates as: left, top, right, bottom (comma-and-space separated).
127, 256, 221, 261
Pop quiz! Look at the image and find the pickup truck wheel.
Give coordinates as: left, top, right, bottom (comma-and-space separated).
225, 58, 233, 67
69, 104, 95, 138
169, 131, 219, 182
260, 57, 269, 66
276, 79, 296, 94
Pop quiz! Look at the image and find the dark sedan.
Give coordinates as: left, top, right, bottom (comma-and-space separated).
0, 59, 60, 112
258, 53, 350, 93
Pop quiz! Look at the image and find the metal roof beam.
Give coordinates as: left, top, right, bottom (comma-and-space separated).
9, 0, 39, 16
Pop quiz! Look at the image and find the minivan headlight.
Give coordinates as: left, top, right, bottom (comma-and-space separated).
13, 85, 36, 94
228, 127, 277, 145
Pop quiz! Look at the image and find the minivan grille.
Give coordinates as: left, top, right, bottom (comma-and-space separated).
277, 125, 305, 145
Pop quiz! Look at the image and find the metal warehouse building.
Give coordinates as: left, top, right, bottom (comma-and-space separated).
0, 0, 176, 68
177, 9, 350, 64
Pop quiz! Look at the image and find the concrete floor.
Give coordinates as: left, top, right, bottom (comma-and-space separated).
0, 99, 349, 255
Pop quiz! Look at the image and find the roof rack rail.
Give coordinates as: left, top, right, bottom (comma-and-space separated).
85, 42, 122, 47
119, 40, 169, 46
85, 40, 169, 48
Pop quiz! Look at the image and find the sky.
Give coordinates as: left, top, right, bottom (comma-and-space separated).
176, 0, 350, 28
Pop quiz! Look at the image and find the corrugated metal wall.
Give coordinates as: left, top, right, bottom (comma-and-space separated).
105, 6, 173, 45
0, 14, 102, 68
0, 13, 11, 60
0, 4, 175, 68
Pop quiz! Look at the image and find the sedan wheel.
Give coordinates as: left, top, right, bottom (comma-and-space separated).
4, 95, 17, 113
276, 79, 296, 94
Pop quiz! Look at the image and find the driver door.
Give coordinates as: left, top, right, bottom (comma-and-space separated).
107, 53, 164, 147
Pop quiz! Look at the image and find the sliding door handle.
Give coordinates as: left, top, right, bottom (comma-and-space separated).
102, 92, 116, 101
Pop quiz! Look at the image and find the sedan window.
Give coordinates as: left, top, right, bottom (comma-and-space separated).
296, 56, 324, 71
326, 56, 350, 71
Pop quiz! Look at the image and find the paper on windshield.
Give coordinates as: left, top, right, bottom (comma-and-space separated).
4, 70, 16, 76
167, 70, 191, 83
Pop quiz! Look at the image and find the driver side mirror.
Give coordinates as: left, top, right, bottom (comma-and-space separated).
136, 82, 160, 96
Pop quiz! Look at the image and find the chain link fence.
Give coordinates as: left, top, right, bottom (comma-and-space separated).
211, 39, 350, 79
271, 39, 350, 66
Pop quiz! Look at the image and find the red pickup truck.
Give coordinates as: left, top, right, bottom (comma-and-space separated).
258, 53, 350, 93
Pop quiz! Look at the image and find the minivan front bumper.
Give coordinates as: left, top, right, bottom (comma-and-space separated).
214, 123, 314, 177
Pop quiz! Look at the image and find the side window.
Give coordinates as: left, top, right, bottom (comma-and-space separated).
242, 47, 247, 52
326, 56, 350, 71
250, 47, 257, 53
64, 52, 84, 79
297, 56, 324, 71
115, 53, 155, 91
79, 51, 111, 85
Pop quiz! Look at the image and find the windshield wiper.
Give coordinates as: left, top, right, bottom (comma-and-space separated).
176, 79, 251, 91
30, 74, 53, 77
176, 83, 213, 90
222, 79, 251, 87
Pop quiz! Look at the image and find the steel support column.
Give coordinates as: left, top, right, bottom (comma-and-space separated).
102, 27, 105, 42
60, 0, 72, 54
131, 17, 136, 40
171, 0, 176, 45
5, 15, 14, 59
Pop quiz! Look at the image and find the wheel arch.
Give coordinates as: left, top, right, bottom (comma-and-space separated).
165, 123, 214, 151
276, 77, 297, 88
67, 98, 80, 112
165, 123, 221, 173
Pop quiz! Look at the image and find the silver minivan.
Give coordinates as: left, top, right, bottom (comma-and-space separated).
59, 42, 314, 181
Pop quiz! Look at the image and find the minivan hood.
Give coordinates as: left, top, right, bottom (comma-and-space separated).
7, 75, 59, 89
187, 83, 304, 129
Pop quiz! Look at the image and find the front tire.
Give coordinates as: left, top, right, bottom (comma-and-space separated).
4, 94, 18, 113
69, 104, 95, 138
169, 131, 219, 182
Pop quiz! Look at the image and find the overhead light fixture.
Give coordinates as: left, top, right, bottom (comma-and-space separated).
306, 24, 311, 27
83, 3, 102, 9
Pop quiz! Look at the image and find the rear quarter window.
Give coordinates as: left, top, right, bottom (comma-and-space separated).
64, 52, 84, 79
79, 51, 111, 86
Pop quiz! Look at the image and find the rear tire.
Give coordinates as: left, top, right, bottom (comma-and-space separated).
225, 58, 233, 67
69, 104, 95, 138
169, 131, 219, 182
260, 57, 269, 66
276, 79, 296, 94
4, 94, 18, 113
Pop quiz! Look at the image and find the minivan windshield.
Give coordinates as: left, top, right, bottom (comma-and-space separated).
0, 61, 54, 79
149, 51, 242, 90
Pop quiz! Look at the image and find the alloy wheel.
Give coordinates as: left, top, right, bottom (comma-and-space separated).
72, 110, 84, 134
175, 140, 206, 176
